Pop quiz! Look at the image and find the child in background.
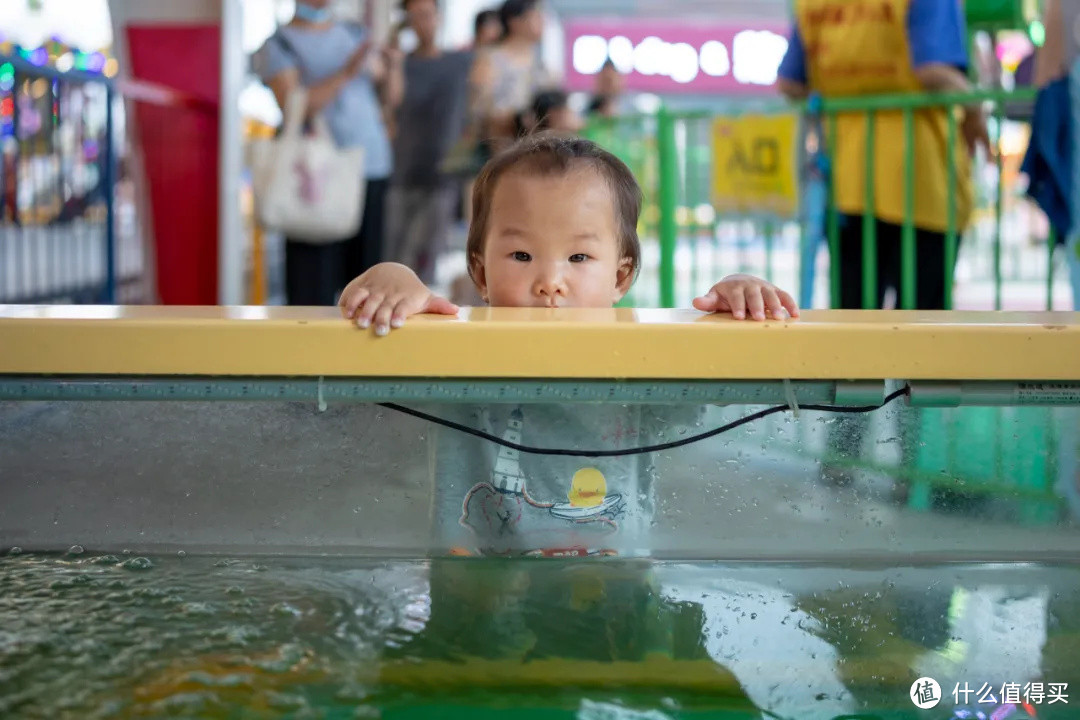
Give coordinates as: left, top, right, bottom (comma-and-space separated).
513, 89, 583, 138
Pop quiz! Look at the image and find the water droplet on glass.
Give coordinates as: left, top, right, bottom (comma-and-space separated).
177, 550, 187, 558
8, 546, 22, 556
120, 557, 154, 571
68, 545, 84, 555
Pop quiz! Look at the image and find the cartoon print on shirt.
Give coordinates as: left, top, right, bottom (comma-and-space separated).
459, 407, 626, 544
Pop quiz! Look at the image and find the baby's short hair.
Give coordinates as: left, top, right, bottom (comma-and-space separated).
466, 133, 643, 283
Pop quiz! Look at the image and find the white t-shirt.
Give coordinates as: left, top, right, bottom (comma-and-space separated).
424, 403, 702, 557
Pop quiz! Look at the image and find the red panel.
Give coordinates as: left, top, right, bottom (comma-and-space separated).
126, 25, 221, 305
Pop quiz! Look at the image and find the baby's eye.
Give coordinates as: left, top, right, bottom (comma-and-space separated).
569, 253, 589, 263
512, 251, 531, 262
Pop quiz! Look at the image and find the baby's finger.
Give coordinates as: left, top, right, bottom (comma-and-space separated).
424, 295, 461, 316
372, 298, 399, 336
762, 287, 786, 320
388, 295, 417, 330
778, 289, 800, 318
692, 290, 719, 313
724, 288, 746, 320
745, 288, 767, 321
354, 292, 384, 329
340, 287, 370, 318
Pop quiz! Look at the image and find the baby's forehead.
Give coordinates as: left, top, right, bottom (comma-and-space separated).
491, 164, 616, 210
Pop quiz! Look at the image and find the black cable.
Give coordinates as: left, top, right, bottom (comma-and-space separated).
377, 385, 911, 458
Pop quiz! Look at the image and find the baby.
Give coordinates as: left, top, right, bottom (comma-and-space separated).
340, 134, 798, 557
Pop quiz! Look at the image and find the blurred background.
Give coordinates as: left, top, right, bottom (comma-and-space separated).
0, 0, 1067, 311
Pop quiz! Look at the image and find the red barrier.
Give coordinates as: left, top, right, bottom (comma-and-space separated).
125, 25, 220, 305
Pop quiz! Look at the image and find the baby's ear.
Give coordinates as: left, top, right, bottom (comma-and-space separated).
613, 257, 635, 302
469, 255, 488, 299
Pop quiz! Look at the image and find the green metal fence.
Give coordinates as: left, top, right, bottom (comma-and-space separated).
584, 86, 1064, 312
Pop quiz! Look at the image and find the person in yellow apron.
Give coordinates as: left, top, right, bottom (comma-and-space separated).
777, 0, 990, 310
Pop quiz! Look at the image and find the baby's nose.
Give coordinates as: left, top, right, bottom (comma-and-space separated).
533, 270, 566, 299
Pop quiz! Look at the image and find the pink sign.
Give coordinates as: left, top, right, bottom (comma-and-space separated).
564, 20, 791, 95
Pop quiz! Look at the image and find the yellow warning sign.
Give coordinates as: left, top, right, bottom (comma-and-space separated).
711, 114, 800, 218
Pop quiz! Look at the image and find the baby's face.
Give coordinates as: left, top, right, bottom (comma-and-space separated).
474, 168, 633, 308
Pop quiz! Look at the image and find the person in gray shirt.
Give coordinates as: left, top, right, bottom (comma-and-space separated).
386, 0, 474, 283
254, 0, 403, 305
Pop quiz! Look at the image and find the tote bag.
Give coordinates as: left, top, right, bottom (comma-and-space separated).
249, 89, 366, 243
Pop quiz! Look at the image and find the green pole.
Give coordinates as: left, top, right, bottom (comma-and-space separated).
945, 109, 958, 310
1047, 229, 1056, 311
658, 107, 678, 308
862, 110, 878, 309
827, 112, 841, 308
994, 102, 1004, 310
901, 107, 917, 310
688, 131, 701, 298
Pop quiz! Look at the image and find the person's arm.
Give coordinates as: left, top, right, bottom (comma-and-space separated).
777, 78, 809, 100
265, 41, 370, 119
777, 26, 809, 100
907, 0, 991, 155
377, 46, 406, 113
1034, 0, 1066, 87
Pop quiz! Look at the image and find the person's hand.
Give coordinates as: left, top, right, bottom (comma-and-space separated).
692, 274, 800, 321
343, 41, 372, 77
382, 45, 405, 68
339, 263, 459, 336
961, 107, 993, 159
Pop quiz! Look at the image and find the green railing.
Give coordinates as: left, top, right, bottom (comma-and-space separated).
584, 86, 1059, 311
584, 87, 1070, 515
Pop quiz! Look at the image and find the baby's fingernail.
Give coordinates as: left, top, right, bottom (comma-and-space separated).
357, 318, 369, 328
734, 311, 744, 319
375, 325, 389, 336
774, 310, 785, 319
390, 317, 403, 328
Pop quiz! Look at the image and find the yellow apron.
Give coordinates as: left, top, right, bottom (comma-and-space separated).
794, 0, 973, 232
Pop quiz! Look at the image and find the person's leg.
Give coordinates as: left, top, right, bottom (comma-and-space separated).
345, 177, 390, 284
390, 186, 441, 284
285, 239, 346, 306
875, 220, 902, 309
911, 228, 949, 310
383, 183, 407, 268
799, 175, 828, 309
836, 214, 865, 310
414, 185, 457, 286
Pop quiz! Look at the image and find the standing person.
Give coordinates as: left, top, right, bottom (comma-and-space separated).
387, 0, 474, 283
1030, 0, 1080, 310
254, 0, 403, 306
587, 59, 626, 118
470, 0, 557, 155
775, 0, 990, 487
777, 0, 989, 312
473, 9, 502, 48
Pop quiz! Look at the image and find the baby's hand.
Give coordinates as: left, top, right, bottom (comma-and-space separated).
692, 274, 800, 321
339, 263, 459, 335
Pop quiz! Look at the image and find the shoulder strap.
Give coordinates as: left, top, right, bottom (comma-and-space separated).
272, 28, 301, 63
